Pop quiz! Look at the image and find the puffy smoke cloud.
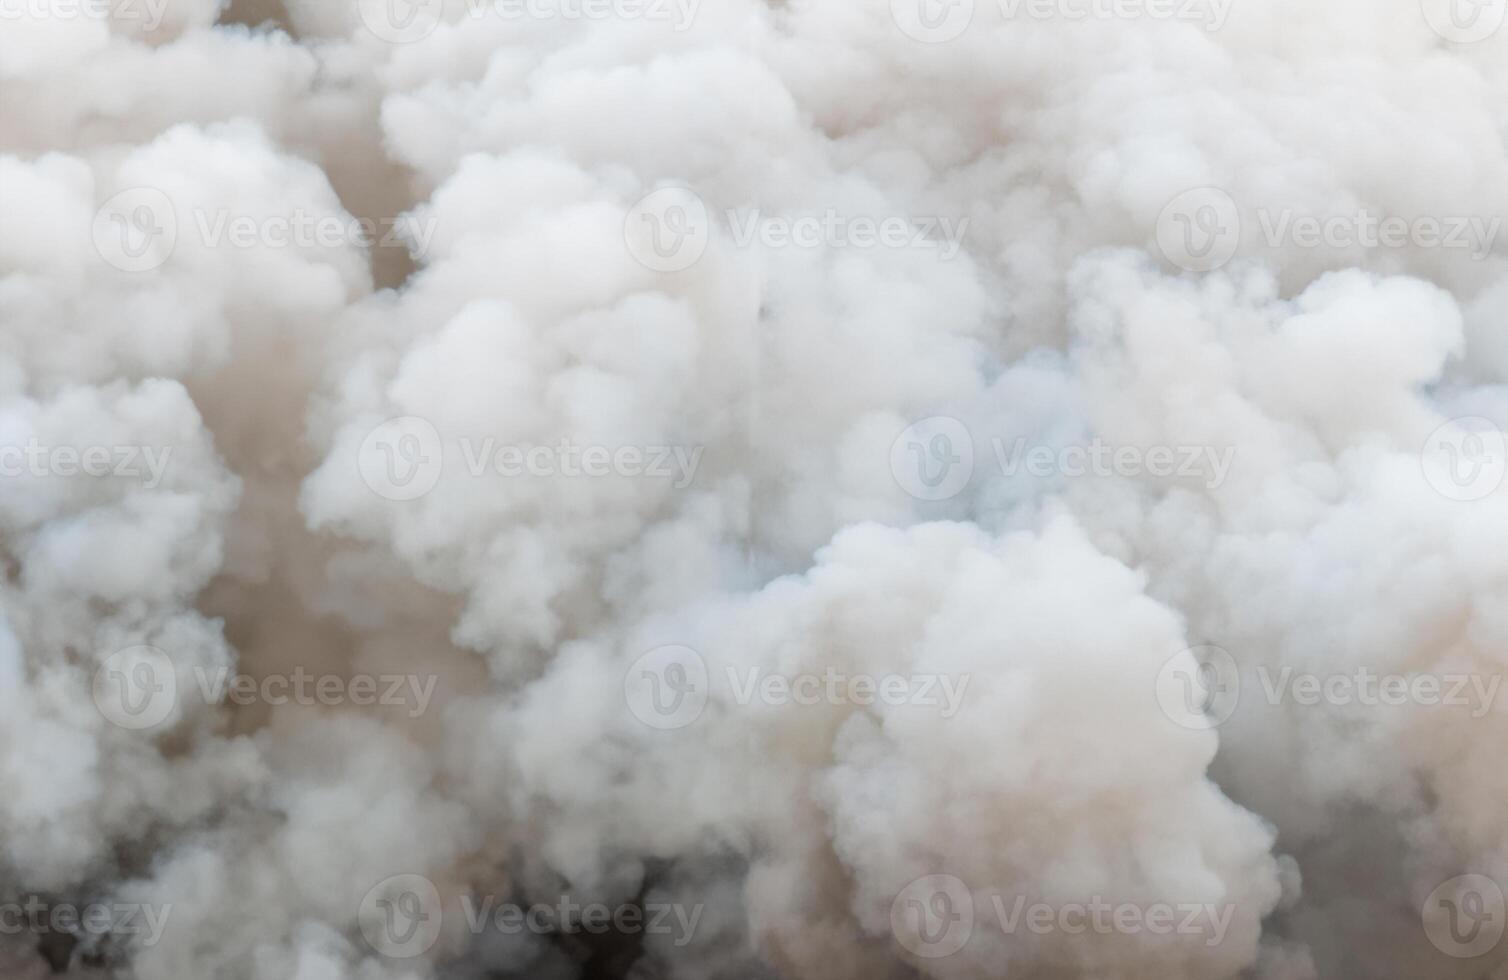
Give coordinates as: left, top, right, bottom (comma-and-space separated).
1, 1, 1506, 978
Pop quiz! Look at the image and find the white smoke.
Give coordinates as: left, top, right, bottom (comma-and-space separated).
1, 1, 1506, 978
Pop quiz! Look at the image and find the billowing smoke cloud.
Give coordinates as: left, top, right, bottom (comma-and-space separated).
1, 1, 1506, 978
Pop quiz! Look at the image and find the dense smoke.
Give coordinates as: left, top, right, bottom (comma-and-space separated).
1, 1, 1506, 978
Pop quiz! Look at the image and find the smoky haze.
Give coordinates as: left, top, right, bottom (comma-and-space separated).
1, 1, 1507, 979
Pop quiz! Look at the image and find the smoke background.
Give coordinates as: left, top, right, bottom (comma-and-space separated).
1, 0, 1507, 977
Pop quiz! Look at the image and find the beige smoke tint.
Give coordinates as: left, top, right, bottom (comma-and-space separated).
3, 1, 1508, 979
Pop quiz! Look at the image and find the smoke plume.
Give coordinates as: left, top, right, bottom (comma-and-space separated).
1, 1, 1506, 978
